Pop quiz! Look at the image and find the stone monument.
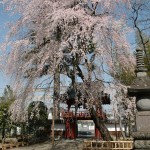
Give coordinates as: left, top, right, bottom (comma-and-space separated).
128, 48, 150, 150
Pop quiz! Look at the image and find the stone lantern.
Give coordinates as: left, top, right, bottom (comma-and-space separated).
128, 48, 150, 150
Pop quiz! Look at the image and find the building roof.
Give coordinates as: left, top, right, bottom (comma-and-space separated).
128, 76, 150, 95
60, 81, 110, 104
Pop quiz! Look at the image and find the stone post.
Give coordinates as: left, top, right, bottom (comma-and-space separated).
128, 48, 150, 150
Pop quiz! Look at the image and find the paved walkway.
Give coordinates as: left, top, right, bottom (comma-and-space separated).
8, 139, 83, 150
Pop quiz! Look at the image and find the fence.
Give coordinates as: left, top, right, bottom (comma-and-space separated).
2, 141, 28, 150
83, 140, 133, 150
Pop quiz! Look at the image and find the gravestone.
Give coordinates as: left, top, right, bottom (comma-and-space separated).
128, 48, 150, 150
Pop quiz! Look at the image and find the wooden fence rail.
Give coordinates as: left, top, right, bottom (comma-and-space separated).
83, 140, 133, 150
2, 142, 28, 150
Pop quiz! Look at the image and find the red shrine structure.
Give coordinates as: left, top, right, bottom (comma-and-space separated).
62, 109, 107, 139
60, 81, 111, 140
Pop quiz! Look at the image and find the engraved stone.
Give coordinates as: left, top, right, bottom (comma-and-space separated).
136, 111, 150, 132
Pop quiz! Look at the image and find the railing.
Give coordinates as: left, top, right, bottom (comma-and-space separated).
2, 141, 28, 150
83, 140, 133, 150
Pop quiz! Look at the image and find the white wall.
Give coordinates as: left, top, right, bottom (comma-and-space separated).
106, 124, 125, 131
52, 124, 65, 131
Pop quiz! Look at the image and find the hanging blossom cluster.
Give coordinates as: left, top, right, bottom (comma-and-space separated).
112, 83, 136, 120
3, 0, 135, 82
1, 0, 136, 121
9, 99, 28, 122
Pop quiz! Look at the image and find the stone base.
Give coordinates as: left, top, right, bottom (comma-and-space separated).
132, 111, 150, 149
134, 149, 150, 150
132, 132, 150, 139
134, 140, 150, 149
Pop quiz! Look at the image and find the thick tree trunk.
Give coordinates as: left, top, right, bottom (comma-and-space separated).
54, 69, 60, 119
90, 107, 112, 141
52, 67, 60, 148
69, 62, 111, 140
2, 121, 6, 139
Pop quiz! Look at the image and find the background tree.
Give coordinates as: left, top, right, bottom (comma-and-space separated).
0, 85, 15, 138
131, 0, 150, 65
28, 101, 48, 137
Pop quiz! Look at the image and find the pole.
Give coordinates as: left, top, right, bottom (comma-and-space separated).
51, 55, 56, 149
51, 105, 55, 149
114, 112, 118, 141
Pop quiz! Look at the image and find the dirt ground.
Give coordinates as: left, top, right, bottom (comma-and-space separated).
10, 139, 84, 150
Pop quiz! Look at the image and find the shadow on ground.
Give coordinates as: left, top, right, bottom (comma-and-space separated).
11, 139, 84, 150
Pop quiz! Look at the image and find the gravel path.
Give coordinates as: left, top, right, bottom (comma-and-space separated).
11, 139, 84, 150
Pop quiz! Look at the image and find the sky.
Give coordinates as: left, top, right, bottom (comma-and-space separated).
0, 6, 9, 95
0, 5, 19, 95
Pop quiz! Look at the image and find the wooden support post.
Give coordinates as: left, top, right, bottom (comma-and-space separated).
95, 126, 102, 140
65, 118, 77, 139
65, 119, 70, 139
